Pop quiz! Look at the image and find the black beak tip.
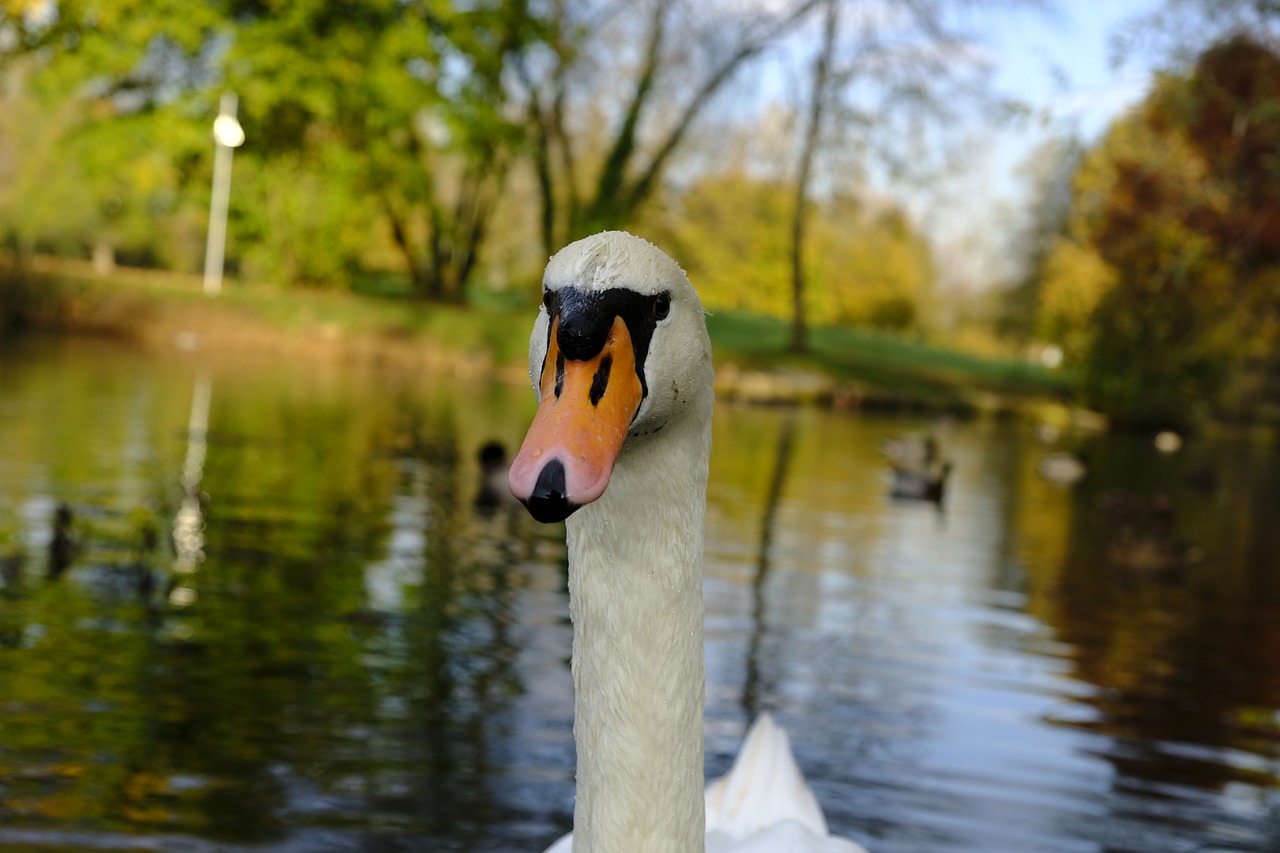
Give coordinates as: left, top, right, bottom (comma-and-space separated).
521, 458, 580, 524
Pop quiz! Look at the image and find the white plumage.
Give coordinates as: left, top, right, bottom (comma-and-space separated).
511, 232, 867, 853
545, 712, 868, 852
705, 714, 868, 853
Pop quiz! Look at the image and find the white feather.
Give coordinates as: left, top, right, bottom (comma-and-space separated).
525, 233, 867, 853
545, 713, 868, 853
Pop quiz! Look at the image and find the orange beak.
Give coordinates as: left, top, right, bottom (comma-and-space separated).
508, 315, 645, 522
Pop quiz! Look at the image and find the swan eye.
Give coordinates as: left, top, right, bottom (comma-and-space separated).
654, 292, 671, 321
542, 291, 553, 312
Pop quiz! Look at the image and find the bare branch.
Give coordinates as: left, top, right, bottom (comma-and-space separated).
621, 0, 824, 220
587, 0, 674, 226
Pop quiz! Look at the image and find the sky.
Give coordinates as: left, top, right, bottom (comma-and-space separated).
987, 1, 1162, 139
922, 0, 1167, 291
729, 1, 1172, 291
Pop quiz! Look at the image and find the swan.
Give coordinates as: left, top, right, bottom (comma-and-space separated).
507, 231, 867, 853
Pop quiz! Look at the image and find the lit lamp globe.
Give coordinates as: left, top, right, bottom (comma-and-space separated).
213, 114, 245, 148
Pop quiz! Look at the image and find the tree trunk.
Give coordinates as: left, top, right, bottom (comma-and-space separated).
789, 0, 837, 354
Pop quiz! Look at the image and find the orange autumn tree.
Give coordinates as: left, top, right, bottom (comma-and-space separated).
1037, 35, 1280, 425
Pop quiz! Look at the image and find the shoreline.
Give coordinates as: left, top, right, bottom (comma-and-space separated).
4, 255, 1102, 428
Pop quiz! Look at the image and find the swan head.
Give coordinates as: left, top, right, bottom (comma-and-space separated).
508, 231, 712, 523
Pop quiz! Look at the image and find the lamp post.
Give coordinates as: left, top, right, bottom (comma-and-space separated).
202, 91, 245, 297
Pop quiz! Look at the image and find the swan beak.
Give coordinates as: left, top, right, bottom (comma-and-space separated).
508, 315, 644, 523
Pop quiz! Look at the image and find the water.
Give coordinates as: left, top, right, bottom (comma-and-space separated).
1, 334, 1279, 852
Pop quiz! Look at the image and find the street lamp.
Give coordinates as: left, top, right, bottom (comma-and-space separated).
202, 91, 245, 297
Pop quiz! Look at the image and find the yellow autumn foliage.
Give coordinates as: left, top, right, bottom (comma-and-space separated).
1035, 237, 1116, 359
649, 173, 932, 331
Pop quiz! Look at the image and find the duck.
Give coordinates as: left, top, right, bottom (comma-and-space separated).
1098, 490, 1175, 527
889, 460, 951, 504
880, 433, 939, 470
127, 507, 171, 605
47, 502, 78, 580
507, 232, 866, 853
1036, 451, 1086, 486
0, 547, 22, 593
1105, 531, 1202, 575
882, 434, 950, 504
473, 440, 519, 516
1096, 490, 1200, 576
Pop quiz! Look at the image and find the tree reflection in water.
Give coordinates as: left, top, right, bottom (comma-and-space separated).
1043, 434, 1280, 837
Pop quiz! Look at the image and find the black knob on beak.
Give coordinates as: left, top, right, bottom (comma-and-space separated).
522, 458, 580, 523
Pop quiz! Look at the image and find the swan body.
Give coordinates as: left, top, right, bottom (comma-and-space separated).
508, 232, 865, 853
705, 714, 867, 853
544, 712, 867, 853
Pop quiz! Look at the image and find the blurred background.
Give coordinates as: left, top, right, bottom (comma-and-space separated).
1, 1, 1280, 851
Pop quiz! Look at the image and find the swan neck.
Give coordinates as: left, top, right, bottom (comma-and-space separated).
566, 418, 709, 853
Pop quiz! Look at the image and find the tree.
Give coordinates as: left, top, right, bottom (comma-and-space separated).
217, 0, 542, 301
781, 0, 1047, 352
652, 168, 932, 332
1, 0, 547, 302
1034, 35, 1280, 425
1112, 0, 1280, 70
999, 134, 1085, 344
810, 200, 933, 332
511, 0, 819, 258
1076, 115, 1231, 424
0, 1, 218, 270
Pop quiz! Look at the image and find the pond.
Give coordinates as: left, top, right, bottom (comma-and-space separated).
1, 333, 1279, 853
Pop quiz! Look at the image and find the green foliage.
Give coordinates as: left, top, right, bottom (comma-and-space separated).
1035, 237, 1116, 361
0, 0, 215, 266
0, 0, 978, 331
810, 203, 934, 332
0, 0, 545, 299
231, 148, 382, 289
214, 0, 541, 299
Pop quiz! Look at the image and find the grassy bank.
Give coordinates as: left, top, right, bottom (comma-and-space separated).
0, 255, 535, 379
1, 257, 1076, 416
706, 311, 1072, 411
